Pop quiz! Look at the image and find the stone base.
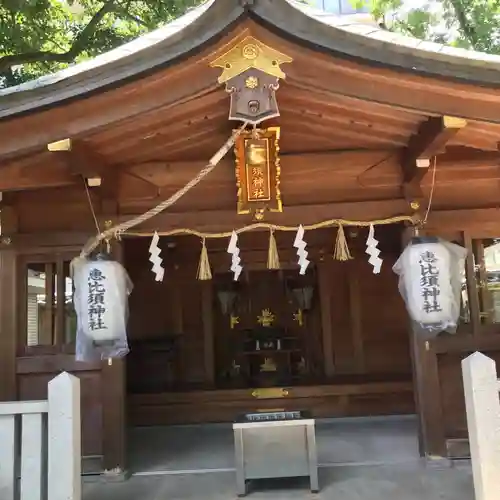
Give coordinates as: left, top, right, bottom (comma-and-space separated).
82, 468, 131, 483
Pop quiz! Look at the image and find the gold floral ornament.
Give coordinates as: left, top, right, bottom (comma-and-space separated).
245, 76, 259, 89
210, 36, 292, 124
257, 308, 276, 327
234, 127, 282, 220
293, 309, 304, 327
230, 314, 240, 329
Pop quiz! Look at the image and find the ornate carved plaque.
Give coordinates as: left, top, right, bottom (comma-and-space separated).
234, 127, 282, 219
210, 36, 292, 125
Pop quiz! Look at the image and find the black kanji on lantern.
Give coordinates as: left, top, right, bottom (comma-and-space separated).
419, 251, 442, 314
88, 267, 108, 331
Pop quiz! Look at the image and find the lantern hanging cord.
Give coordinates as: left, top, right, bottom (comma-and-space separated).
79, 122, 249, 257
83, 176, 101, 235
124, 214, 416, 239
423, 156, 437, 226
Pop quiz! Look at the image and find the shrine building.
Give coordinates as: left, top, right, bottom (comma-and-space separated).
1, 0, 500, 476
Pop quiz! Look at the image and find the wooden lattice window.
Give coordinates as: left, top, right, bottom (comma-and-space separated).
19, 254, 77, 353
470, 238, 500, 326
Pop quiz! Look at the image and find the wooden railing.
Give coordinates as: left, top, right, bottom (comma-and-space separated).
462, 352, 500, 500
0, 372, 81, 500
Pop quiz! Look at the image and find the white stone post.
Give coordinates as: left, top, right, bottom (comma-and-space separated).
47, 372, 82, 500
462, 352, 500, 500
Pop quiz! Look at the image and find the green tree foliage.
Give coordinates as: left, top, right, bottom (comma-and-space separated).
367, 0, 500, 54
0, 0, 201, 88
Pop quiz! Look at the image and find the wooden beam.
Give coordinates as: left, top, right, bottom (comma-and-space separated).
2, 146, 500, 193
101, 199, 412, 233
402, 116, 467, 183
426, 207, 500, 234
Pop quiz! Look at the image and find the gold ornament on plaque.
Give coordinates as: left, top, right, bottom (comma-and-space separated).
234, 126, 282, 220
257, 308, 276, 327
245, 76, 259, 89
209, 36, 292, 124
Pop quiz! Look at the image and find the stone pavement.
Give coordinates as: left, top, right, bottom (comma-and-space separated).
83, 462, 474, 500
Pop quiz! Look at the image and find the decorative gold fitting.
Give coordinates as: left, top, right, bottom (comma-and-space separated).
251, 388, 289, 399
209, 36, 292, 83
104, 220, 113, 229
410, 201, 420, 210
254, 208, 266, 220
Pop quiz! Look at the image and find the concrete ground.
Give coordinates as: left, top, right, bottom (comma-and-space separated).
83, 464, 474, 500
82, 416, 475, 500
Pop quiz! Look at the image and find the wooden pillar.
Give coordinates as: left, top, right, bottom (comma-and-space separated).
403, 227, 446, 458
348, 262, 365, 373
101, 238, 127, 475
201, 282, 215, 386
0, 246, 17, 401
0, 203, 18, 402
318, 261, 335, 378
101, 358, 126, 474
463, 231, 481, 334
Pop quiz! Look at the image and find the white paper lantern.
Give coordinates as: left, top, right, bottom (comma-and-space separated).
393, 238, 467, 333
73, 258, 132, 344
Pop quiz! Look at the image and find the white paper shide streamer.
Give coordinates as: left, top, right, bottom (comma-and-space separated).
293, 225, 310, 275
365, 224, 383, 274
227, 231, 243, 281
149, 231, 165, 282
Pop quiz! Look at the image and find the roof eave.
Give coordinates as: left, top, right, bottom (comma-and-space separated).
0, 0, 245, 119
2, 0, 500, 121
254, 0, 500, 85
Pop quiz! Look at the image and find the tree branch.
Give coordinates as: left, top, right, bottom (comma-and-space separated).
0, 0, 118, 73
448, 0, 479, 48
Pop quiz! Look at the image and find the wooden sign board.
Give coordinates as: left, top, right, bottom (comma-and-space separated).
234, 127, 282, 220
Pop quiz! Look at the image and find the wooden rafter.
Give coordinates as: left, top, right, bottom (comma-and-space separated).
402, 116, 467, 184
47, 138, 109, 179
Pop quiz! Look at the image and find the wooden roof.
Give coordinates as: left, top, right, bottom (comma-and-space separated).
1, 0, 500, 208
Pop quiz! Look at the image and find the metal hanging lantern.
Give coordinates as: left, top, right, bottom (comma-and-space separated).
393, 236, 467, 337
72, 254, 133, 361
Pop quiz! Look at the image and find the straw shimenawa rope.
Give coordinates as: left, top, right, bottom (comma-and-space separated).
125, 215, 417, 239
79, 122, 250, 257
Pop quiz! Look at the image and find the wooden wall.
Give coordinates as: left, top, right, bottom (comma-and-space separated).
123, 224, 415, 424
4, 167, 500, 460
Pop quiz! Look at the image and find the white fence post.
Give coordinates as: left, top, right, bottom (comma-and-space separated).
0, 413, 16, 500
462, 352, 500, 500
20, 412, 44, 500
47, 372, 81, 500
